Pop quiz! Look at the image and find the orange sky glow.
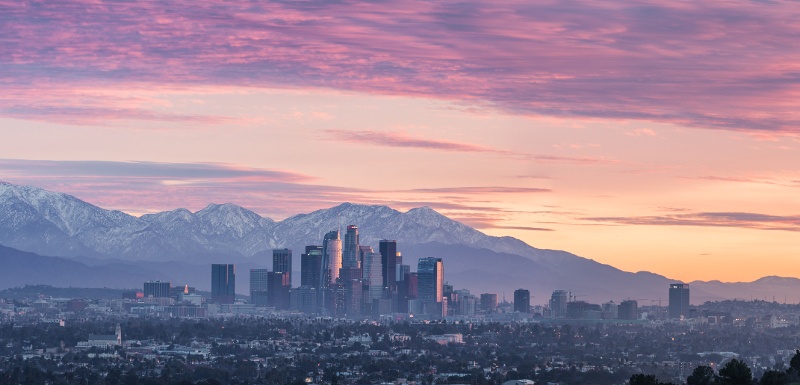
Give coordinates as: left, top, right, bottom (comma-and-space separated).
2, 0, 799, 283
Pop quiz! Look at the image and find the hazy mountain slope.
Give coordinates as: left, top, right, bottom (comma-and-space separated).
0, 244, 164, 290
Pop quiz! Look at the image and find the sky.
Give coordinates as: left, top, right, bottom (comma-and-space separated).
1, 0, 799, 283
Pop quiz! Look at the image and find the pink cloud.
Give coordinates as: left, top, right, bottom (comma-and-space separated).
325, 129, 618, 164
323, 129, 503, 153
2, 1, 800, 132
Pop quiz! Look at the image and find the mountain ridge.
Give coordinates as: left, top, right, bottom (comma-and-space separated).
2, 182, 799, 303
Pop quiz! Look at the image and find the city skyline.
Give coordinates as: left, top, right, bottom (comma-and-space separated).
2, 1, 800, 283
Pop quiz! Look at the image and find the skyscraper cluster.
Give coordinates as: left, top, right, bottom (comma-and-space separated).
237, 225, 452, 318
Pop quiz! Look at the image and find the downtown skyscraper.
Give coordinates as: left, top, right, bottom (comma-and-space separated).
360, 246, 383, 302
417, 257, 444, 317
342, 225, 359, 269
301, 245, 323, 289
273, 248, 292, 285
669, 283, 690, 319
211, 264, 235, 304
379, 239, 397, 295
322, 230, 342, 285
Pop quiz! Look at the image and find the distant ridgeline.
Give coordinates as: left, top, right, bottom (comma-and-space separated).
0, 285, 134, 300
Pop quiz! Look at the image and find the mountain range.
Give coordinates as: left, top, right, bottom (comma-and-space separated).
2, 181, 799, 304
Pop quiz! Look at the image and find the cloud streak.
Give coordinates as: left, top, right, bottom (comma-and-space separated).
2, 1, 800, 132
583, 212, 800, 232
324, 130, 618, 164
323, 130, 502, 153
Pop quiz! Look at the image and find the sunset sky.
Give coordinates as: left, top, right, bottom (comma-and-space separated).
2, 0, 799, 283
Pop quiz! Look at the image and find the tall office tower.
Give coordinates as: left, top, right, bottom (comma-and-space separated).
342, 225, 359, 269
669, 283, 690, 319
211, 264, 235, 304
480, 293, 498, 313
301, 245, 323, 289
549, 290, 568, 318
379, 240, 397, 294
407, 272, 418, 299
417, 257, 444, 316
272, 248, 292, 286
322, 230, 342, 285
514, 289, 531, 313
143, 281, 171, 298
267, 271, 291, 310
455, 290, 477, 316
397, 263, 409, 282
619, 300, 638, 320
342, 278, 363, 316
290, 286, 318, 314
444, 284, 457, 316
357, 245, 372, 271
361, 248, 383, 301
396, 264, 412, 313
250, 269, 269, 306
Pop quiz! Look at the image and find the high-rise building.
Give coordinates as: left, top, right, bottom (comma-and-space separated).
211, 264, 235, 304
549, 290, 568, 318
342, 225, 359, 269
514, 289, 531, 313
480, 293, 498, 313
602, 301, 619, 319
379, 240, 397, 295
273, 249, 292, 286
361, 247, 383, 301
618, 300, 638, 320
267, 271, 291, 310
291, 286, 318, 314
669, 283, 690, 319
455, 289, 477, 316
301, 245, 323, 289
322, 230, 342, 285
417, 257, 444, 317
143, 281, 171, 298
396, 264, 412, 313
250, 269, 269, 306
407, 272, 418, 299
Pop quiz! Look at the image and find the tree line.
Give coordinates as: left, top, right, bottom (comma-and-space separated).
631, 350, 800, 385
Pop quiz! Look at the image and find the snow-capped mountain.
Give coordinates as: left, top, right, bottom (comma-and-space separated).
0, 182, 542, 263
3, 182, 797, 303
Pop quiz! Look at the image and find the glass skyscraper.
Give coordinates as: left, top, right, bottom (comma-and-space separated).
669, 283, 690, 319
343, 225, 359, 269
417, 257, 444, 316
211, 264, 235, 304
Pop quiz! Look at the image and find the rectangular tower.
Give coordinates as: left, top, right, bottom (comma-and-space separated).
379, 240, 397, 295
669, 283, 690, 319
342, 225, 359, 269
417, 257, 444, 317
301, 245, 323, 289
143, 281, 171, 298
211, 264, 235, 304
273, 248, 292, 286
250, 269, 269, 306
514, 289, 531, 313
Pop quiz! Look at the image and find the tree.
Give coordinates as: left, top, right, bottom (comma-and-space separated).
629, 374, 660, 385
717, 359, 753, 385
790, 350, 800, 373
686, 365, 715, 385
758, 370, 786, 385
